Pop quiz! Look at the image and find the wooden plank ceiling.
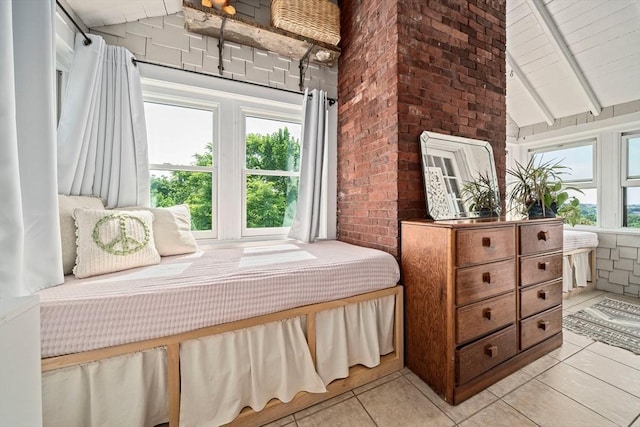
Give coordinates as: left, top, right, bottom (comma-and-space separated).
64, 0, 640, 128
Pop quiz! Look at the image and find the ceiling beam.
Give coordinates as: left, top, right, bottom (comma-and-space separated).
507, 52, 555, 126
526, 0, 602, 116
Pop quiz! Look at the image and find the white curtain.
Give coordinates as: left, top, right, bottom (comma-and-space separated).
0, 0, 63, 297
288, 89, 328, 243
57, 34, 150, 209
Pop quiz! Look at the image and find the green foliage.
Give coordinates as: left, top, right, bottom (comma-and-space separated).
460, 171, 501, 216
151, 129, 300, 231
507, 157, 582, 219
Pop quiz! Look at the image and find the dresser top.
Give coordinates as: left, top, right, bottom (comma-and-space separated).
401, 217, 563, 229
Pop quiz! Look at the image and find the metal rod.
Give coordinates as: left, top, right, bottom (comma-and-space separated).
218, 17, 227, 75
299, 44, 314, 92
55, 0, 92, 46
131, 58, 337, 105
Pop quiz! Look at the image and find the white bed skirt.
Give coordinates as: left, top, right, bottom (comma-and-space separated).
562, 252, 592, 292
41, 295, 396, 427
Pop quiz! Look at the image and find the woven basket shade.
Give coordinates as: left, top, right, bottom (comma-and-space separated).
271, 0, 340, 46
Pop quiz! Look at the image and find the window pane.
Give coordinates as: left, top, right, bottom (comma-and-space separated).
150, 170, 213, 231
245, 117, 301, 172
533, 145, 593, 182
563, 188, 597, 225
628, 136, 640, 179
145, 103, 213, 166
246, 175, 299, 228
624, 187, 640, 228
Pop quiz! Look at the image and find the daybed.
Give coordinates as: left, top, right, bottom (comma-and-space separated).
562, 229, 598, 292
38, 240, 403, 427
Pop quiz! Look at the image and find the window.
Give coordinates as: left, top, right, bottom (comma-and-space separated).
424, 150, 464, 216
242, 115, 301, 236
622, 132, 640, 228
144, 102, 216, 236
531, 142, 597, 225
141, 75, 304, 240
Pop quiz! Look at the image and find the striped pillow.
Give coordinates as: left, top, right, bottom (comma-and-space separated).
73, 208, 160, 279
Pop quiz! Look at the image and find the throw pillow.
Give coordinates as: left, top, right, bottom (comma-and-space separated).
117, 205, 198, 256
73, 208, 160, 278
58, 195, 105, 275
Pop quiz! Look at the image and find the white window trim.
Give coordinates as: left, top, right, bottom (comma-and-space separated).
138, 63, 340, 242
507, 111, 640, 232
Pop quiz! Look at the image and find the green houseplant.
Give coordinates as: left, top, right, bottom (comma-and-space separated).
460, 171, 501, 217
507, 157, 582, 224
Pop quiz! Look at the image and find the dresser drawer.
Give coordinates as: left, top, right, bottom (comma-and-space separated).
456, 292, 515, 344
520, 306, 562, 350
456, 260, 516, 306
520, 253, 563, 287
519, 222, 563, 256
456, 227, 515, 267
520, 280, 562, 318
456, 325, 517, 384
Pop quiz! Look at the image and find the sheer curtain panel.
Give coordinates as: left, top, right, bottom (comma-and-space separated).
288, 89, 328, 243
0, 0, 63, 296
57, 34, 150, 208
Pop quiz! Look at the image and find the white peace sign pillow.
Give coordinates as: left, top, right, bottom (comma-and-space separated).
73, 208, 161, 278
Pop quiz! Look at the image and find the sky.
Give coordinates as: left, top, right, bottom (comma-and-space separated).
144, 102, 302, 166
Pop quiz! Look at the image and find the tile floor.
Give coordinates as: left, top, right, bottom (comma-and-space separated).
263, 290, 640, 427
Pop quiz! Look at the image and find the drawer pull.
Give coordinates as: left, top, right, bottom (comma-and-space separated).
538, 290, 549, 300
482, 272, 491, 283
538, 320, 550, 331
537, 230, 550, 241
485, 345, 498, 358
483, 308, 493, 320
482, 237, 491, 247
538, 262, 548, 271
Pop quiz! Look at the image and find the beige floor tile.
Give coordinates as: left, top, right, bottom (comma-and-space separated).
353, 370, 402, 395
538, 363, 640, 426
294, 391, 353, 420
632, 415, 640, 427
585, 341, 640, 370
563, 294, 608, 314
399, 366, 412, 375
404, 372, 497, 423
547, 340, 582, 361
503, 379, 616, 426
487, 369, 533, 397
520, 354, 559, 377
562, 329, 595, 348
357, 376, 454, 426
296, 397, 374, 427
562, 290, 605, 308
564, 350, 640, 398
458, 400, 536, 427
261, 414, 295, 427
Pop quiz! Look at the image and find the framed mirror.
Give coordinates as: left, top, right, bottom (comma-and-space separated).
420, 131, 500, 220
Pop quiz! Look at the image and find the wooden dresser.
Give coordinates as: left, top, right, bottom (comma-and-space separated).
401, 217, 563, 404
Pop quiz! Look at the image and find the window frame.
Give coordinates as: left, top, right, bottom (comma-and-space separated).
140, 70, 305, 241
143, 97, 219, 239
621, 131, 640, 228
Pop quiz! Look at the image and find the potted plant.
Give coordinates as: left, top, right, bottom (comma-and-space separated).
460, 171, 501, 217
507, 157, 582, 223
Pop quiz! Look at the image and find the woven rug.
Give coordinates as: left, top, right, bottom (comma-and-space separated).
563, 298, 640, 355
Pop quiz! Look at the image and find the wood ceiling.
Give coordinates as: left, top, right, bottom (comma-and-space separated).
63, 0, 640, 129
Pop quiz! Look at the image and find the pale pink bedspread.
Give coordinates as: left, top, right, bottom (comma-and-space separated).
37, 241, 400, 357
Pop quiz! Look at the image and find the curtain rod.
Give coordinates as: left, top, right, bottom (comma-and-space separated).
131, 58, 336, 106
56, 0, 92, 46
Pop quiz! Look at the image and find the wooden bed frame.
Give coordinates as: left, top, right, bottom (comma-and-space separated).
564, 247, 597, 290
41, 286, 404, 426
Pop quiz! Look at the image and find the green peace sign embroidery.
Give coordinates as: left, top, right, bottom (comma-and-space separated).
92, 213, 150, 256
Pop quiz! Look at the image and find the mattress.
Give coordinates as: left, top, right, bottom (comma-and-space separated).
37, 240, 400, 358
563, 230, 598, 252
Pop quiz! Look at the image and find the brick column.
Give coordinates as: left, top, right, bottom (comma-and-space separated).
338, 0, 506, 257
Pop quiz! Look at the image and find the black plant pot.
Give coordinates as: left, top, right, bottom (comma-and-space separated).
528, 202, 557, 219
479, 208, 499, 218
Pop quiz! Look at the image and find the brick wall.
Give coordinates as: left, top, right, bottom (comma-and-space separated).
91, 11, 337, 96
338, 0, 507, 256
596, 232, 640, 297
